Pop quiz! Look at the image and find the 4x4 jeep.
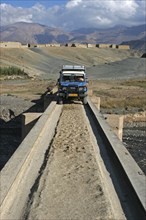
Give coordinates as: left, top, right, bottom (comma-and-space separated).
57, 65, 88, 104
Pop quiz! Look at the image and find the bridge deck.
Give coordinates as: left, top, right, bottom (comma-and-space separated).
0, 100, 145, 220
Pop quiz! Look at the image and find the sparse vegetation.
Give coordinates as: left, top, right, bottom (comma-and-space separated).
92, 79, 146, 112
0, 66, 29, 78
101, 97, 146, 110
120, 79, 146, 89
0, 79, 53, 98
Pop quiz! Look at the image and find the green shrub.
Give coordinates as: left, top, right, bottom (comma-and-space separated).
0, 66, 28, 77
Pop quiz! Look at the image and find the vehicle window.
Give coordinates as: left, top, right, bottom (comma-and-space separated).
62, 76, 70, 82
62, 75, 84, 82
76, 76, 84, 81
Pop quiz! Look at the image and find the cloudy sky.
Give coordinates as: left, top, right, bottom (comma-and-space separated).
0, 0, 145, 30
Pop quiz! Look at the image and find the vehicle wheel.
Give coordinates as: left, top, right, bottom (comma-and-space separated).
57, 97, 63, 104
82, 96, 88, 105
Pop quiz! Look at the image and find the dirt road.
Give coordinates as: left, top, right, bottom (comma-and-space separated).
23, 104, 113, 220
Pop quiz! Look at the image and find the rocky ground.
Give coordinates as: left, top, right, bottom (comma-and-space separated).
123, 121, 146, 174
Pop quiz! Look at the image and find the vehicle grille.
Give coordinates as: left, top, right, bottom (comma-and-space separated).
68, 86, 78, 93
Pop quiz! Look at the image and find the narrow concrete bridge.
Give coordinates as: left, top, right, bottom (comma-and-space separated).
0, 94, 145, 220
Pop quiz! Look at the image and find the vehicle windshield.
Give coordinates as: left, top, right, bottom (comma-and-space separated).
62, 75, 84, 82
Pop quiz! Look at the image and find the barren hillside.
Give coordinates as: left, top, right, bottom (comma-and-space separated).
0, 47, 144, 79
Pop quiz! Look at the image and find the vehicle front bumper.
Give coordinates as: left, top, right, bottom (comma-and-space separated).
58, 91, 88, 99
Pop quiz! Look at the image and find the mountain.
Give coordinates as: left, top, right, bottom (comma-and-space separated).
0, 22, 71, 44
121, 36, 146, 51
71, 25, 146, 45
0, 22, 145, 49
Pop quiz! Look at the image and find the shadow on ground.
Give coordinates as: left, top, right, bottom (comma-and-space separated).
0, 90, 55, 170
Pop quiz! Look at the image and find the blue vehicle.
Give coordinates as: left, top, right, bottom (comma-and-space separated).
57, 65, 88, 104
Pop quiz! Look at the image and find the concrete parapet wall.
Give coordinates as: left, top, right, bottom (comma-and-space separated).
22, 112, 42, 139
0, 42, 22, 48
116, 45, 130, 50
90, 95, 124, 140
71, 43, 87, 48
87, 97, 146, 214
37, 44, 46, 48
87, 44, 96, 48
104, 114, 124, 141
46, 43, 61, 47
111, 44, 116, 49
0, 41, 130, 50
45, 44, 51, 47
90, 96, 100, 111
0, 102, 63, 219
65, 43, 72, 47
21, 44, 28, 48
96, 44, 111, 48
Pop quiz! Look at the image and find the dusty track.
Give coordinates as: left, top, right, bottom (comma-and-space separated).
23, 103, 115, 220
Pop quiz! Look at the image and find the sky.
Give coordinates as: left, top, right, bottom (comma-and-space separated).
0, 0, 146, 30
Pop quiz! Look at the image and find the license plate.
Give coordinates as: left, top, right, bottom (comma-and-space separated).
69, 93, 78, 97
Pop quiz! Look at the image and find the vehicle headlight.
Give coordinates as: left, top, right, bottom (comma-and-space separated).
79, 86, 87, 92
79, 87, 84, 91
84, 86, 87, 92
62, 87, 67, 90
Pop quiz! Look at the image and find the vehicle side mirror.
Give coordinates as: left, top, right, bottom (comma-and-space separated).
86, 78, 89, 83
56, 78, 60, 85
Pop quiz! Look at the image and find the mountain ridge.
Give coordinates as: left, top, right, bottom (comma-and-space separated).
0, 22, 145, 49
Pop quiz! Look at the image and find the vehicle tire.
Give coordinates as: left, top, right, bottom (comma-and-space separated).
57, 97, 63, 104
82, 96, 88, 105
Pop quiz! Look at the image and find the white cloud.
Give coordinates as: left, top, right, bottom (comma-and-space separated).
66, 0, 82, 9
0, 3, 33, 25
0, 0, 145, 29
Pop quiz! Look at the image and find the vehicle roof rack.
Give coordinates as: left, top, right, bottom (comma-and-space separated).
62, 65, 85, 71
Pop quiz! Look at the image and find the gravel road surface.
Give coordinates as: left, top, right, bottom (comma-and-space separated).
23, 104, 113, 220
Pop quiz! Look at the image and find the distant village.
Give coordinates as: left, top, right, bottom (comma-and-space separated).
0, 41, 130, 50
